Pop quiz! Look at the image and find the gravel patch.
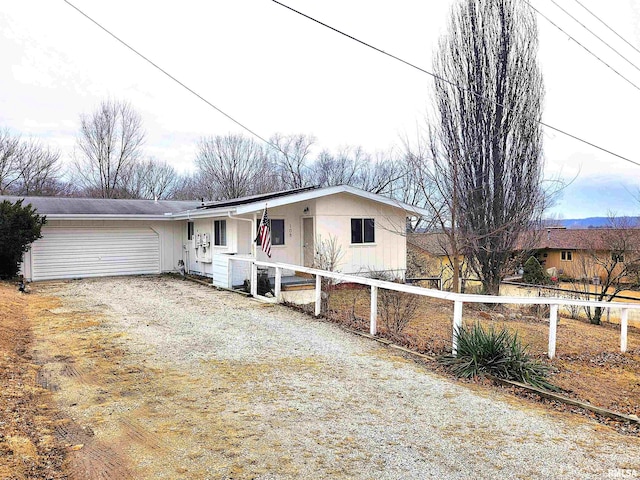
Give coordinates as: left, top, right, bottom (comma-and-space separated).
40, 276, 640, 479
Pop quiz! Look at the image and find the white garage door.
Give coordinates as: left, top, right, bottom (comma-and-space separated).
31, 227, 160, 281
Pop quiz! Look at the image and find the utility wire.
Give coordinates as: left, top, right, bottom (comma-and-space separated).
62, 0, 274, 148
272, 0, 640, 168
573, 0, 640, 57
527, 2, 640, 93
548, 0, 640, 74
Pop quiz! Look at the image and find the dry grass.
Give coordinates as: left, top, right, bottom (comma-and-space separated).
329, 288, 640, 418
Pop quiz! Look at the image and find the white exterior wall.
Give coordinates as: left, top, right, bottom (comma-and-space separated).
252, 203, 313, 265
185, 216, 253, 278
314, 193, 407, 276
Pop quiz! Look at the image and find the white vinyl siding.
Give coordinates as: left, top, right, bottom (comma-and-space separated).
30, 226, 160, 280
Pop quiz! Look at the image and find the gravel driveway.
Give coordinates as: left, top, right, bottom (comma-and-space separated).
35, 276, 640, 479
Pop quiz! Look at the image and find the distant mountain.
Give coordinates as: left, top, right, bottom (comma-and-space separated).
557, 217, 640, 229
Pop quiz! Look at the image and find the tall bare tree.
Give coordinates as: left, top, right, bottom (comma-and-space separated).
74, 99, 145, 198
195, 134, 276, 201
430, 0, 546, 294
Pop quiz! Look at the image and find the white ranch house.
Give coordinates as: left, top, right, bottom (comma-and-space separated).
4, 186, 428, 287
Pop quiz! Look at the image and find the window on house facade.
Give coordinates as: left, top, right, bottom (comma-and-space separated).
271, 219, 285, 246
561, 250, 573, 261
612, 252, 625, 262
214, 220, 226, 246
187, 221, 194, 241
351, 218, 375, 244
255, 219, 285, 246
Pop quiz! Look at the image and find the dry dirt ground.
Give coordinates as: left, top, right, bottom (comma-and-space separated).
2, 276, 640, 479
329, 287, 640, 422
0, 282, 67, 479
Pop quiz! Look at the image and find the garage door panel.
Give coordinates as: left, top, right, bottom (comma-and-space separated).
31, 227, 160, 280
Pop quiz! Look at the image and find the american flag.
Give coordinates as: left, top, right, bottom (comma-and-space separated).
258, 206, 271, 257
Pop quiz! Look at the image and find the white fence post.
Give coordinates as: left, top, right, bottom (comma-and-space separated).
370, 286, 378, 336
621, 308, 629, 353
315, 274, 322, 317
452, 300, 463, 355
274, 267, 282, 302
250, 262, 257, 297
548, 304, 559, 359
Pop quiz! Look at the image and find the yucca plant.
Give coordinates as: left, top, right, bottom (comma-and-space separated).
440, 322, 558, 391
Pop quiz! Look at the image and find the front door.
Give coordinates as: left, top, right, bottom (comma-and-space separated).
302, 217, 314, 267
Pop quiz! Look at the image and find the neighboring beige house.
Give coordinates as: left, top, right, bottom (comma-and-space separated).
4, 185, 427, 287
406, 232, 479, 291
530, 227, 640, 283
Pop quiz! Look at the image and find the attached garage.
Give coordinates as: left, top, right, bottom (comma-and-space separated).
0, 195, 201, 282
30, 226, 161, 281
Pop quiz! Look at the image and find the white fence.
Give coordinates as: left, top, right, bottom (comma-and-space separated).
228, 257, 639, 359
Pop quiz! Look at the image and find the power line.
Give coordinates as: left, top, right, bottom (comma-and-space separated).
573, 0, 640, 57
272, 0, 640, 168
527, 2, 640, 93
547, 0, 640, 74
62, 0, 274, 148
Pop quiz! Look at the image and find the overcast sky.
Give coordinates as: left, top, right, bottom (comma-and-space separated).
1, 0, 640, 219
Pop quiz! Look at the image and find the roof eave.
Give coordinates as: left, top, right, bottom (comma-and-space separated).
233, 185, 431, 216
44, 214, 175, 221
166, 207, 237, 220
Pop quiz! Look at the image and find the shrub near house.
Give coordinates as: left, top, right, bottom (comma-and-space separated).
0, 199, 46, 278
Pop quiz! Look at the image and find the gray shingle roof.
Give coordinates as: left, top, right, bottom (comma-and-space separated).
0, 196, 201, 216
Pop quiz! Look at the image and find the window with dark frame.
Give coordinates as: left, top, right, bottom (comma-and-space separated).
187, 221, 194, 241
255, 219, 285, 246
271, 219, 285, 246
351, 218, 375, 244
214, 220, 226, 246
561, 250, 573, 261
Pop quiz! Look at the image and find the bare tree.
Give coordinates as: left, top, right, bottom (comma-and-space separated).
360, 152, 406, 196
74, 99, 145, 198
309, 146, 406, 196
11, 139, 62, 195
269, 133, 315, 189
403, 131, 465, 292
0, 129, 20, 193
0, 128, 69, 196
428, 0, 546, 295
195, 134, 276, 201
171, 174, 203, 201
125, 158, 179, 199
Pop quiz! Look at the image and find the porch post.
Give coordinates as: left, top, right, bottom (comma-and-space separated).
250, 262, 257, 297
275, 267, 282, 302
251, 212, 258, 297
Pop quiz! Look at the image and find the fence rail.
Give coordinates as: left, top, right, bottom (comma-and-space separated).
228, 257, 639, 359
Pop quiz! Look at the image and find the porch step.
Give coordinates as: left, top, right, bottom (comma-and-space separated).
281, 283, 315, 291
